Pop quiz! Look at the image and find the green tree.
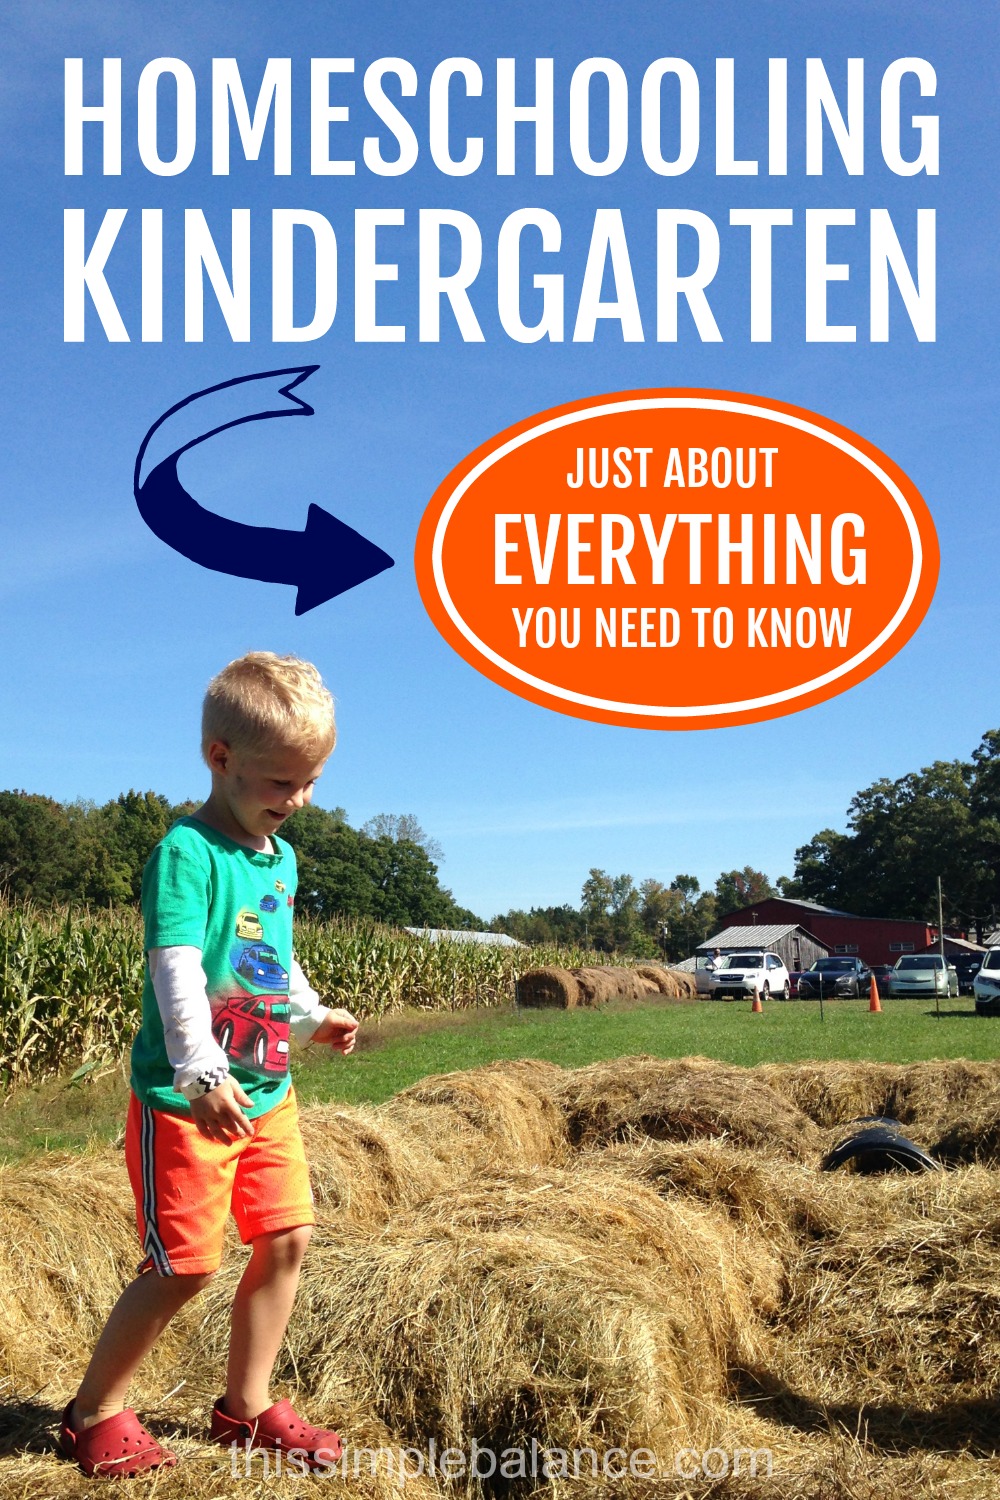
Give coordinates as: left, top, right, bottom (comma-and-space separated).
281, 804, 375, 917
96, 790, 174, 902
580, 868, 652, 954
364, 836, 477, 928
360, 812, 444, 863
0, 791, 77, 903
491, 905, 584, 945
970, 730, 1000, 938
714, 866, 776, 917
790, 746, 999, 937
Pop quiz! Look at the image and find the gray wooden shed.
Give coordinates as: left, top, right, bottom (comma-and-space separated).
697, 922, 828, 972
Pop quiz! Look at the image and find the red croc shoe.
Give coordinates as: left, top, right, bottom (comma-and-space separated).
209, 1398, 342, 1469
58, 1401, 177, 1478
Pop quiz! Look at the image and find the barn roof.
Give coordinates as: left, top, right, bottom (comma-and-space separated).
698, 922, 823, 950
404, 927, 528, 948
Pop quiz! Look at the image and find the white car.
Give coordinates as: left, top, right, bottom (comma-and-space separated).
707, 951, 791, 1001
974, 949, 1000, 1015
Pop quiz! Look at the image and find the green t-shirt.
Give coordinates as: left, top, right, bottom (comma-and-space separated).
130, 818, 297, 1119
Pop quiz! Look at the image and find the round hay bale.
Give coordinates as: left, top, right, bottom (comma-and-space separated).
762, 1060, 1000, 1164
891, 1061, 1000, 1164
516, 967, 580, 1008
760, 1061, 907, 1128
557, 1055, 823, 1159
634, 965, 698, 999
300, 1102, 454, 1227
196, 1166, 765, 1466
567, 967, 612, 1004
568, 966, 660, 1005
0, 1151, 137, 1390
767, 1167, 1000, 1421
388, 1058, 568, 1174
594, 1137, 847, 1267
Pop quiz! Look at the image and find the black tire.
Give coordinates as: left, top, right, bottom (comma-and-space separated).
761, 982, 770, 1001
218, 1020, 233, 1053
782, 980, 791, 1000
253, 1029, 268, 1069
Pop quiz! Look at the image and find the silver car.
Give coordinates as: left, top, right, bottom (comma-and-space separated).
887, 953, 959, 999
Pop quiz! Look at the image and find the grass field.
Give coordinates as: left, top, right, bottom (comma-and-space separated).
3, 994, 995, 1163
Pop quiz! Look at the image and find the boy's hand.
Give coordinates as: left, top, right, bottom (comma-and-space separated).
311, 1008, 359, 1055
190, 1078, 255, 1142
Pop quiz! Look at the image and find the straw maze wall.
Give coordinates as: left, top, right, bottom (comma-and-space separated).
4, 1055, 1000, 1499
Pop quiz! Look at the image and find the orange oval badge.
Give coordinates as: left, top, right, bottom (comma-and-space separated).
415, 390, 938, 729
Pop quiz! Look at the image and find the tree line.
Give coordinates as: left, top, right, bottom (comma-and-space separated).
0, 792, 477, 930
490, 866, 778, 960
4, 729, 998, 951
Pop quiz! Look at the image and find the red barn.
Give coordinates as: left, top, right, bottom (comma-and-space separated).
718, 897, 965, 968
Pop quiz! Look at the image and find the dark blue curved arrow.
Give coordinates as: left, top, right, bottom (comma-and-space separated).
133, 366, 394, 615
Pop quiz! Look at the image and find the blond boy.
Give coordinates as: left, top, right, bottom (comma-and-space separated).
60, 653, 358, 1477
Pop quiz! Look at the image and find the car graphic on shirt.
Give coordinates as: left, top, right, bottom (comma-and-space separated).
235, 908, 264, 941
234, 942, 289, 992
212, 995, 291, 1074
259, 894, 279, 914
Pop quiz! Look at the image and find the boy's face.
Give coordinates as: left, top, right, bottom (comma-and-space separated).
206, 740, 328, 842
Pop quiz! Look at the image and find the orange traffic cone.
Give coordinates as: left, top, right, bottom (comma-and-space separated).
751, 992, 763, 1014
869, 976, 882, 1013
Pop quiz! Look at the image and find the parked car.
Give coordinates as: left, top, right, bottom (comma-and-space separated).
797, 956, 872, 999
869, 965, 895, 995
693, 954, 723, 995
707, 951, 790, 1001
887, 953, 959, 999
973, 949, 1000, 1014
951, 954, 983, 995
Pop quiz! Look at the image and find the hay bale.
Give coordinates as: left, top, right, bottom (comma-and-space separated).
304, 1061, 569, 1228
761, 1061, 908, 1128
595, 1138, 850, 1269
516, 967, 580, 1008
634, 965, 698, 999
762, 1060, 1000, 1164
768, 1167, 1000, 1423
568, 966, 663, 1005
300, 1102, 454, 1227
0, 1150, 211, 1399
0, 1151, 136, 1391
388, 1058, 568, 1174
196, 1166, 768, 1467
517, 965, 674, 1009
894, 1061, 1000, 1163
558, 1056, 823, 1159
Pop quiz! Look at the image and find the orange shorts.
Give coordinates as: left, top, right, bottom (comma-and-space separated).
124, 1087, 315, 1276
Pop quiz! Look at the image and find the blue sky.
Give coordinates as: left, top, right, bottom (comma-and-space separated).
2, 0, 997, 921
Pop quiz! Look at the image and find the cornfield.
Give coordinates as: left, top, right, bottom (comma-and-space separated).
0, 902, 627, 1087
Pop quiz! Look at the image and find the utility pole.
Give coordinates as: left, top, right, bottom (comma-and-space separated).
937, 875, 944, 1019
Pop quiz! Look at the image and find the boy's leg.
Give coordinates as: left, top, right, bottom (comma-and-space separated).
71, 1270, 211, 1428
68, 1094, 237, 1428
223, 1088, 317, 1419
224, 1224, 312, 1420
208, 1091, 341, 1465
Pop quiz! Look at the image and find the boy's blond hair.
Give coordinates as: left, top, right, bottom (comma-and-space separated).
202, 652, 336, 762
